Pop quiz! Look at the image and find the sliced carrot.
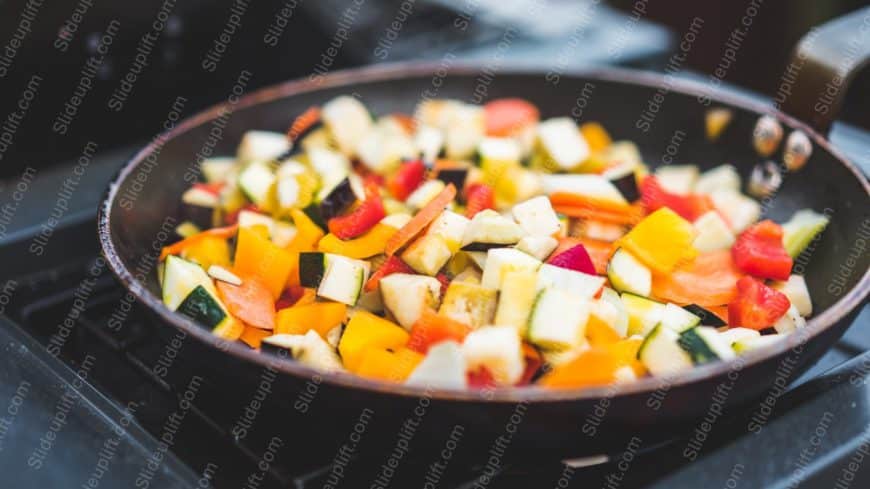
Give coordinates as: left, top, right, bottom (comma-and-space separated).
550, 192, 636, 213
553, 205, 645, 226
385, 183, 456, 256
239, 325, 270, 349
159, 224, 238, 261
483, 98, 539, 137
651, 250, 744, 307
216, 276, 276, 330
286, 106, 321, 142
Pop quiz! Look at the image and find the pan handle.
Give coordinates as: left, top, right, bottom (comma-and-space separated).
780, 7, 870, 135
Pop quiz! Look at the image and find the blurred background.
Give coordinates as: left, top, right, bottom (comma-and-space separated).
0, 0, 868, 178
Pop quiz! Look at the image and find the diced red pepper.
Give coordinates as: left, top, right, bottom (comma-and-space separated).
517, 344, 543, 386
732, 220, 793, 281
363, 255, 415, 292
387, 159, 426, 201
276, 285, 306, 310
464, 183, 495, 218
193, 182, 225, 196
640, 176, 714, 221
327, 183, 386, 240
467, 367, 498, 389
546, 243, 597, 275
435, 273, 451, 298
407, 310, 471, 354
728, 276, 790, 330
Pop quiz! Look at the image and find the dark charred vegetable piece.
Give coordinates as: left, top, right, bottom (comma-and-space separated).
609, 172, 640, 202
319, 177, 357, 221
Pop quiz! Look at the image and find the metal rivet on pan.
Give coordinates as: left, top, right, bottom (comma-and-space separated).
783, 130, 812, 171
705, 107, 733, 141
753, 115, 783, 156
748, 160, 783, 198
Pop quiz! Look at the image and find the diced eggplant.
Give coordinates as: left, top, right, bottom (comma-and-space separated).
405, 180, 446, 210
692, 211, 735, 252
773, 305, 806, 334
298, 252, 329, 288
439, 281, 498, 329
435, 168, 469, 194
515, 235, 558, 261
460, 210, 527, 251
480, 248, 541, 290
426, 210, 470, 253
771, 275, 812, 317
406, 341, 468, 389
401, 234, 453, 276
621, 293, 666, 336
608, 170, 640, 202
539, 174, 628, 205
461, 326, 524, 385
682, 304, 727, 327
511, 196, 561, 236
536, 118, 589, 170
379, 273, 442, 329
493, 269, 538, 332
319, 177, 357, 221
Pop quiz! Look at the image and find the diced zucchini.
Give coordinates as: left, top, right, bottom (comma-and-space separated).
607, 248, 652, 297
536, 263, 605, 299
511, 196, 561, 236
710, 190, 760, 233
237, 131, 290, 162
621, 293, 665, 336
590, 287, 629, 338
692, 211, 735, 252
308, 147, 351, 183
426, 210, 470, 253
271, 220, 297, 248
465, 251, 488, 271
536, 118, 589, 170
406, 341, 467, 389
238, 160, 277, 209
771, 275, 812, 316
461, 326, 524, 385
637, 324, 693, 376
515, 235, 558, 261
527, 288, 590, 350
201, 157, 236, 183
781, 209, 829, 258
322, 96, 373, 156
661, 303, 701, 333
176, 285, 228, 329
401, 234, 453, 276
654, 165, 699, 195
415, 125, 444, 162
379, 273, 442, 329
677, 326, 735, 364
682, 304, 727, 327
718, 327, 760, 346
182, 186, 221, 208
356, 118, 417, 173
479, 137, 521, 166
317, 256, 369, 306
438, 281, 498, 329
539, 174, 628, 205
444, 104, 485, 159
694, 164, 740, 195
262, 331, 344, 372
162, 255, 220, 311
733, 334, 786, 354
207, 265, 242, 285
493, 269, 538, 331
460, 210, 527, 251
480, 248, 541, 290
773, 305, 806, 334
406, 180, 446, 210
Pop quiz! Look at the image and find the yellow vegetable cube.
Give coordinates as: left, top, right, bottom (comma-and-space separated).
618, 208, 696, 273
338, 311, 409, 372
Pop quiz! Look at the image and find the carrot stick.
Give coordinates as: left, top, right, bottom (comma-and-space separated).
385, 183, 456, 256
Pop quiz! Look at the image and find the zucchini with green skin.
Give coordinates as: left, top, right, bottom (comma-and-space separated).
162, 255, 235, 332
637, 324, 693, 376
527, 287, 589, 350
660, 303, 701, 333
316, 256, 370, 306
733, 334, 785, 354
781, 209, 829, 258
682, 304, 727, 327
238, 160, 277, 209
621, 293, 665, 336
460, 210, 527, 251
677, 326, 735, 364
262, 331, 344, 371
607, 248, 651, 297
536, 264, 605, 299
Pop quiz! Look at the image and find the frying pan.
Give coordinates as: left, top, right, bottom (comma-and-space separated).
99, 9, 870, 460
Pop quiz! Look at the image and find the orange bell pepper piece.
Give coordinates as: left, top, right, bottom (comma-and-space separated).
355, 347, 423, 382
317, 223, 397, 259
233, 226, 294, 300
275, 302, 347, 338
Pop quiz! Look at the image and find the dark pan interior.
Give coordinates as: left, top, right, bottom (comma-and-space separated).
108, 68, 869, 318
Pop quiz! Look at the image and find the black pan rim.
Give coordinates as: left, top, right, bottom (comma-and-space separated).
98, 61, 870, 403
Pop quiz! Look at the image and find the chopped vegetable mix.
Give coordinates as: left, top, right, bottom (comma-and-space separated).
159, 96, 821, 389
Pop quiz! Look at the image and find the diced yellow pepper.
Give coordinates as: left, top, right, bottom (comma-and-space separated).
233, 226, 294, 300
287, 208, 325, 252
180, 235, 231, 270
579, 122, 612, 153
338, 311, 409, 372
275, 302, 347, 338
354, 347, 423, 381
618, 208, 696, 273
318, 224, 397, 259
